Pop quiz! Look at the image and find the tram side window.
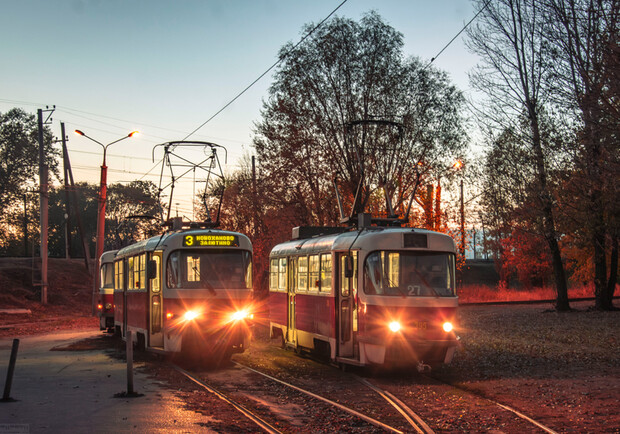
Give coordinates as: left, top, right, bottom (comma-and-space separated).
269, 259, 278, 291
128, 254, 146, 290
320, 254, 332, 293
151, 255, 161, 292
278, 258, 287, 291
128, 257, 134, 289
244, 253, 252, 290
297, 256, 308, 292
114, 260, 124, 290
308, 255, 319, 292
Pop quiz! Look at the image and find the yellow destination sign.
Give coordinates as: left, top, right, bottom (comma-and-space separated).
183, 234, 239, 247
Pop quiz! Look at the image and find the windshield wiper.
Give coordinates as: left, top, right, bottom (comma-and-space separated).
192, 265, 216, 295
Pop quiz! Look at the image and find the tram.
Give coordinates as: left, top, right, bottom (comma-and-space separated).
113, 218, 254, 361
98, 249, 118, 331
268, 219, 459, 369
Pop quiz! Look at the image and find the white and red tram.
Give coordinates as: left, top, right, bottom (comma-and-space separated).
113, 225, 254, 360
98, 249, 118, 331
269, 224, 459, 368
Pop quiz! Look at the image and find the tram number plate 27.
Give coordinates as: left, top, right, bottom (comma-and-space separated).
412, 321, 428, 330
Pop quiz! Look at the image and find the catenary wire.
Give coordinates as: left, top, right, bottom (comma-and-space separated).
181, 0, 350, 141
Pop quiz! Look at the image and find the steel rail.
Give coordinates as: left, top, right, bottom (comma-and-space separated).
495, 403, 558, 434
233, 361, 404, 434
424, 374, 559, 434
355, 376, 434, 434
173, 365, 283, 434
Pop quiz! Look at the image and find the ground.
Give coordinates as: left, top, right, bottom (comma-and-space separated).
0, 257, 98, 337
1, 257, 618, 432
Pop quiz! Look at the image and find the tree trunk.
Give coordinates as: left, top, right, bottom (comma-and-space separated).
605, 235, 618, 309
529, 103, 570, 311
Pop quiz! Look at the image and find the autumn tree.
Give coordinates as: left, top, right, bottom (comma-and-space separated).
254, 12, 468, 226
104, 181, 162, 249
0, 108, 60, 256
467, 0, 571, 310
0, 108, 59, 209
543, 0, 619, 310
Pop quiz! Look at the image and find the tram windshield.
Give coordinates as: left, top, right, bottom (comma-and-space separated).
166, 249, 252, 290
364, 251, 455, 297
100, 263, 114, 289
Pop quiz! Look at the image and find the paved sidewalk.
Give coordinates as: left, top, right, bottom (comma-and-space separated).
0, 330, 214, 433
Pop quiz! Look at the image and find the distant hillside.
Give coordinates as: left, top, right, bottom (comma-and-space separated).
0, 257, 93, 313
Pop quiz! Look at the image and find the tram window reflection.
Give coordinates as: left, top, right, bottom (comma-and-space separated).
364, 251, 455, 297
167, 249, 252, 290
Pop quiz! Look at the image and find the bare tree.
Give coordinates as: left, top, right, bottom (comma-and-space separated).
467, 0, 570, 310
544, 0, 619, 310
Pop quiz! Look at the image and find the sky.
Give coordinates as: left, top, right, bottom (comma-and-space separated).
1, 0, 479, 220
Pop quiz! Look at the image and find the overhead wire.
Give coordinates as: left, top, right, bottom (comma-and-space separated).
423, 0, 491, 70
181, 0, 350, 141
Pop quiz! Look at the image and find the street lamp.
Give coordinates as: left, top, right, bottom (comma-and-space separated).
74, 129, 139, 315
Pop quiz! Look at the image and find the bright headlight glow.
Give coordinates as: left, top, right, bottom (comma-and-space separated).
184, 310, 199, 321
389, 321, 401, 332
443, 322, 454, 332
231, 310, 249, 321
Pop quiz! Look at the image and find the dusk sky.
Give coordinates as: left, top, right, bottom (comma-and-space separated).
1, 0, 478, 218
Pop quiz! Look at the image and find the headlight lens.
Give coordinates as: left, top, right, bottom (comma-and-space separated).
184, 310, 199, 321
389, 321, 401, 332
231, 309, 250, 321
443, 321, 453, 332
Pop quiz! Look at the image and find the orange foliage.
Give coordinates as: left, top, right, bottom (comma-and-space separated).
499, 230, 552, 288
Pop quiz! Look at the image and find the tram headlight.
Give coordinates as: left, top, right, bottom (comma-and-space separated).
183, 310, 200, 321
442, 321, 454, 333
231, 309, 252, 321
389, 321, 401, 332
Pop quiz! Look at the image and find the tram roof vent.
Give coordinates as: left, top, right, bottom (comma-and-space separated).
292, 226, 346, 240
171, 217, 184, 231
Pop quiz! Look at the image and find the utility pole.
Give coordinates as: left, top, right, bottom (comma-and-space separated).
61, 123, 72, 259
61, 126, 91, 271
38, 109, 48, 304
23, 194, 28, 257
460, 178, 465, 258
37, 106, 55, 304
251, 155, 257, 237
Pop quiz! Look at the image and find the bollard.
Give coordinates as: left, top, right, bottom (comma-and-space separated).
126, 330, 134, 395
2, 339, 19, 402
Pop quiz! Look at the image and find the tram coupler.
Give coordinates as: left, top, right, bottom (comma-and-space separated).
416, 361, 432, 373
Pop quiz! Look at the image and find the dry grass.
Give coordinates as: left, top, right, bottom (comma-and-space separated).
440, 301, 620, 380
458, 283, 598, 304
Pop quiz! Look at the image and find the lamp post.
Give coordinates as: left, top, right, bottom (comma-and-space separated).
74, 129, 138, 315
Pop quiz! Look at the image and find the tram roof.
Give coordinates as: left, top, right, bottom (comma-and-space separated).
100, 250, 118, 263
270, 227, 456, 257
115, 228, 252, 258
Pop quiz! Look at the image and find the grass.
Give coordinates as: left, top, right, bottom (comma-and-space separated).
458, 283, 602, 304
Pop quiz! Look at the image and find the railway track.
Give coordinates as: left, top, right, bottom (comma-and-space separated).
170, 340, 563, 434
362, 372, 560, 434
422, 374, 559, 434
173, 360, 425, 433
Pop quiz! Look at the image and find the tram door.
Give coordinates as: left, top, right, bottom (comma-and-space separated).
337, 252, 357, 358
148, 253, 163, 348
286, 257, 297, 346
